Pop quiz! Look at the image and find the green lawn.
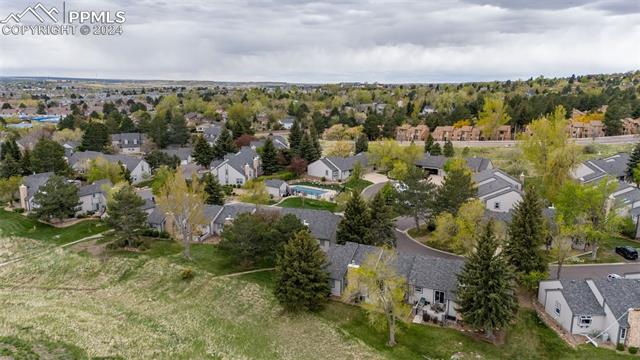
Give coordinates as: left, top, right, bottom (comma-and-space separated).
345, 178, 374, 194
277, 197, 338, 212
0, 209, 108, 245
320, 302, 632, 360
574, 235, 640, 264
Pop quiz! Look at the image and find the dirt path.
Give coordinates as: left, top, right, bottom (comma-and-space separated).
212, 267, 275, 279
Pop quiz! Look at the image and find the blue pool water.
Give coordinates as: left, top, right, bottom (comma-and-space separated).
290, 185, 328, 196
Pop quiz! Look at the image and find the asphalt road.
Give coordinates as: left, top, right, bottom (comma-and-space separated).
361, 182, 388, 201
393, 217, 640, 279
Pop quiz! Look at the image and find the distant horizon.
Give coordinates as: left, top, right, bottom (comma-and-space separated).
2, 69, 638, 86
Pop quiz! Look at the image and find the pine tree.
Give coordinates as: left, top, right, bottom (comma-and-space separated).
0, 154, 21, 178
626, 142, 640, 183
31, 138, 68, 175
213, 128, 236, 158
148, 114, 169, 148
443, 140, 454, 157
505, 187, 547, 275
336, 191, 371, 244
604, 101, 627, 136
435, 164, 476, 215
192, 135, 213, 167
202, 173, 225, 205
20, 149, 31, 175
456, 220, 517, 338
0, 138, 21, 161
309, 124, 322, 161
355, 134, 369, 153
289, 119, 303, 153
168, 113, 190, 145
274, 230, 330, 312
81, 121, 109, 151
261, 138, 279, 175
106, 185, 148, 248
424, 134, 434, 154
299, 133, 319, 163
33, 175, 80, 222
365, 190, 396, 246
430, 142, 442, 156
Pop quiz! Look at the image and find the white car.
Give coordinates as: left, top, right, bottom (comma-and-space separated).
607, 273, 622, 281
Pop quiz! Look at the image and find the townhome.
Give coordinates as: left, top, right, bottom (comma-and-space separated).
76, 179, 111, 215
327, 242, 464, 322
68, 151, 151, 183
568, 120, 605, 138
161, 147, 193, 165
18, 172, 53, 212
307, 152, 369, 181
623, 118, 640, 135
203, 123, 223, 146
538, 278, 640, 347
111, 133, 144, 154
395, 124, 429, 142
473, 169, 523, 213
278, 116, 296, 130
572, 153, 629, 184
210, 146, 261, 185
415, 155, 493, 176
432, 126, 455, 141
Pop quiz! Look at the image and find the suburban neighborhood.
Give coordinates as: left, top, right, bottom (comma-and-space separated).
1, 0, 639, 358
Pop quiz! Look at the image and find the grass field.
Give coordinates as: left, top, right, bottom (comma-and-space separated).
0, 234, 634, 359
277, 197, 338, 212
0, 209, 107, 246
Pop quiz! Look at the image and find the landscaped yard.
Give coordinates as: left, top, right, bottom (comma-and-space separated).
277, 196, 338, 212
0, 209, 108, 245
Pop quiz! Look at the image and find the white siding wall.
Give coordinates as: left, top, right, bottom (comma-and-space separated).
307, 161, 335, 180
541, 289, 574, 333
213, 164, 246, 185
131, 161, 151, 183
483, 191, 522, 213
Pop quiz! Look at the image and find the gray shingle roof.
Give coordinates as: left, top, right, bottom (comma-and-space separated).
213, 202, 256, 225
250, 135, 290, 150
560, 279, 606, 316
111, 133, 143, 148
326, 242, 464, 299
211, 146, 258, 174
68, 151, 144, 172
322, 152, 369, 171
147, 206, 166, 226
78, 179, 111, 197
203, 204, 224, 223
161, 147, 193, 161
579, 153, 630, 183
593, 278, 640, 327
280, 207, 341, 242
22, 172, 53, 199
265, 179, 286, 188
416, 155, 492, 173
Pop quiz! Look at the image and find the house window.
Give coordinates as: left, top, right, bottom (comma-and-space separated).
621, 327, 627, 340
494, 202, 500, 210
554, 301, 561, 316
235, 178, 243, 185
325, 170, 329, 176
579, 315, 592, 327
434, 290, 445, 304
414, 286, 423, 293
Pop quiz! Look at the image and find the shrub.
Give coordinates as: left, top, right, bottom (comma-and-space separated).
519, 271, 548, 292
629, 347, 638, 354
13, 208, 24, 213
583, 144, 598, 154
617, 216, 636, 239
617, 343, 625, 352
180, 268, 195, 281
321, 177, 326, 182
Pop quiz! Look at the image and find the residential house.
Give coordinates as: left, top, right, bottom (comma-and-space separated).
538, 278, 640, 346
111, 133, 144, 154
415, 155, 493, 176
568, 120, 605, 139
279, 207, 341, 251
395, 124, 429, 142
18, 172, 53, 212
161, 147, 193, 165
68, 151, 151, 183
623, 118, 640, 135
572, 153, 629, 184
473, 169, 523, 213
210, 202, 257, 235
76, 179, 111, 215
327, 242, 464, 322
307, 152, 369, 181
278, 116, 296, 130
265, 179, 289, 198
210, 146, 261, 185
432, 126, 455, 141
203, 123, 224, 146
250, 135, 290, 150
147, 206, 167, 232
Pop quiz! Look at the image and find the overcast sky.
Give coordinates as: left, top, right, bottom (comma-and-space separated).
0, 0, 639, 83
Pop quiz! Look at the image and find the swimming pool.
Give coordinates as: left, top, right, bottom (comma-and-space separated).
290, 185, 329, 197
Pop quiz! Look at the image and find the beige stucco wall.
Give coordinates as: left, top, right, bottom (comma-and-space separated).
627, 309, 640, 347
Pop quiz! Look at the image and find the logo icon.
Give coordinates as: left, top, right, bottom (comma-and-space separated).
0, 3, 59, 24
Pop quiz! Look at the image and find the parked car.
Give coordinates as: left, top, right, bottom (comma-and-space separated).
607, 273, 622, 281
615, 246, 639, 261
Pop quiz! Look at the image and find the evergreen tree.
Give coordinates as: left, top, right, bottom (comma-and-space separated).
365, 190, 396, 246
261, 138, 279, 175
106, 185, 148, 248
192, 135, 213, 167
299, 133, 319, 163
144, 150, 180, 170
396, 166, 436, 229
213, 128, 236, 158
289, 119, 303, 153
424, 134, 434, 154
274, 230, 330, 312
355, 133, 369, 153
0, 154, 21, 178
435, 163, 476, 215
148, 114, 169, 148
443, 140, 455, 157
456, 220, 517, 338
57, 114, 76, 130
604, 101, 627, 136
202, 173, 225, 205
31, 138, 68, 174
0, 138, 21, 162
626, 142, 640, 183
33, 175, 80, 221
505, 187, 547, 275
309, 124, 322, 161
336, 191, 371, 244
81, 121, 109, 151
20, 149, 31, 175
119, 115, 136, 133
430, 142, 442, 156
168, 113, 189, 145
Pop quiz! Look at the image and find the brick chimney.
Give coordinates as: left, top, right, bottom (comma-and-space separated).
19, 184, 28, 210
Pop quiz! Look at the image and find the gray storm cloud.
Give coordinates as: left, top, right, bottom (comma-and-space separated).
0, 0, 638, 82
